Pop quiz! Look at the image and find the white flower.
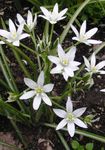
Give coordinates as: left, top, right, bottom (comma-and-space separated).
71, 20, 102, 45
83, 53, 105, 74
53, 97, 87, 137
17, 10, 37, 31
100, 89, 105, 92
20, 71, 54, 110
0, 19, 30, 46
48, 44, 81, 81
39, 3, 68, 24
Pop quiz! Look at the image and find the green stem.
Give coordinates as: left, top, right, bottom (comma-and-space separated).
43, 123, 105, 143
56, 131, 70, 150
49, 24, 54, 44
0, 79, 10, 90
31, 30, 37, 47
59, 0, 90, 44
5, 110, 27, 148
37, 55, 42, 72
43, 21, 49, 44
14, 46, 36, 70
0, 45, 18, 92
12, 49, 31, 78
20, 43, 38, 56
0, 58, 14, 92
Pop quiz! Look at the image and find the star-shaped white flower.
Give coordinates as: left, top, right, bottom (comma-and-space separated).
0, 19, 30, 46
71, 20, 102, 45
20, 71, 54, 110
48, 44, 81, 81
39, 3, 68, 24
17, 10, 37, 32
53, 97, 87, 137
83, 53, 105, 75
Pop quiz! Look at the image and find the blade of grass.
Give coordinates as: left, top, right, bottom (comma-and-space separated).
5, 110, 27, 148
56, 131, 70, 150
44, 123, 105, 143
0, 45, 18, 92
0, 58, 15, 92
0, 139, 23, 150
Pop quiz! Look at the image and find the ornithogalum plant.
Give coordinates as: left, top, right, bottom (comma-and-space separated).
0, 1, 105, 149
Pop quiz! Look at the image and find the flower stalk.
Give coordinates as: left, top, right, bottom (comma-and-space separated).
43, 123, 105, 143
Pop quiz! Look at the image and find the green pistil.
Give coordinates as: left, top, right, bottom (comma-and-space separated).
66, 112, 75, 121
35, 87, 43, 94
92, 67, 97, 73
61, 59, 69, 66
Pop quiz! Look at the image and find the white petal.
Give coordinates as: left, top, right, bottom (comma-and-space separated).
66, 97, 73, 112
74, 118, 87, 128
0, 30, 10, 38
80, 20, 86, 36
44, 84, 54, 92
65, 67, 74, 77
33, 95, 41, 110
40, 7, 50, 17
67, 122, 75, 137
37, 71, 44, 86
83, 56, 90, 69
39, 15, 50, 22
87, 39, 102, 45
58, 44, 65, 59
33, 14, 37, 26
9, 19, 16, 33
99, 70, 105, 74
48, 56, 59, 64
42, 93, 52, 106
73, 107, 86, 117
27, 10, 33, 26
56, 119, 67, 130
57, 16, 66, 21
62, 72, 69, 81
13, 40, 20, 46
53, 109, 66, 118
20, 90, 35, 99
53, 3, 58, 13
85, 28, 98, 39
58, 8, 68, 18
24, 78, 37, 89
96, 61, 105, 70
17, 24, 24, 35
91, 53, 96, 68
100, 89, 105, 92
20, 33, 30, 40
72, 37, 80, 41
71, 24, 79, 37
50, 65, 62, 74
66, 46, 76, 60
17, 14, 25, 25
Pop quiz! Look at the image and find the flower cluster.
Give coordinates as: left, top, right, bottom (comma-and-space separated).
1, 3, 105, 138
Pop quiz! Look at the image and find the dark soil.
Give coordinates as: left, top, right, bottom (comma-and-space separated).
0, 0, 105, 150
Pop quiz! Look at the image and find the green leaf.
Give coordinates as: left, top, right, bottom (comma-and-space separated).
71, 140, 80, 149
86, 143, 94, 150
78, 145, 84, 150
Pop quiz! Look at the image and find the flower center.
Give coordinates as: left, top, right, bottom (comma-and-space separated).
12, 32, 17, 38
35, 87, 44, 94
61, 58, 69, 66
66, 112, 75, 121
91, 67, 97, 73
